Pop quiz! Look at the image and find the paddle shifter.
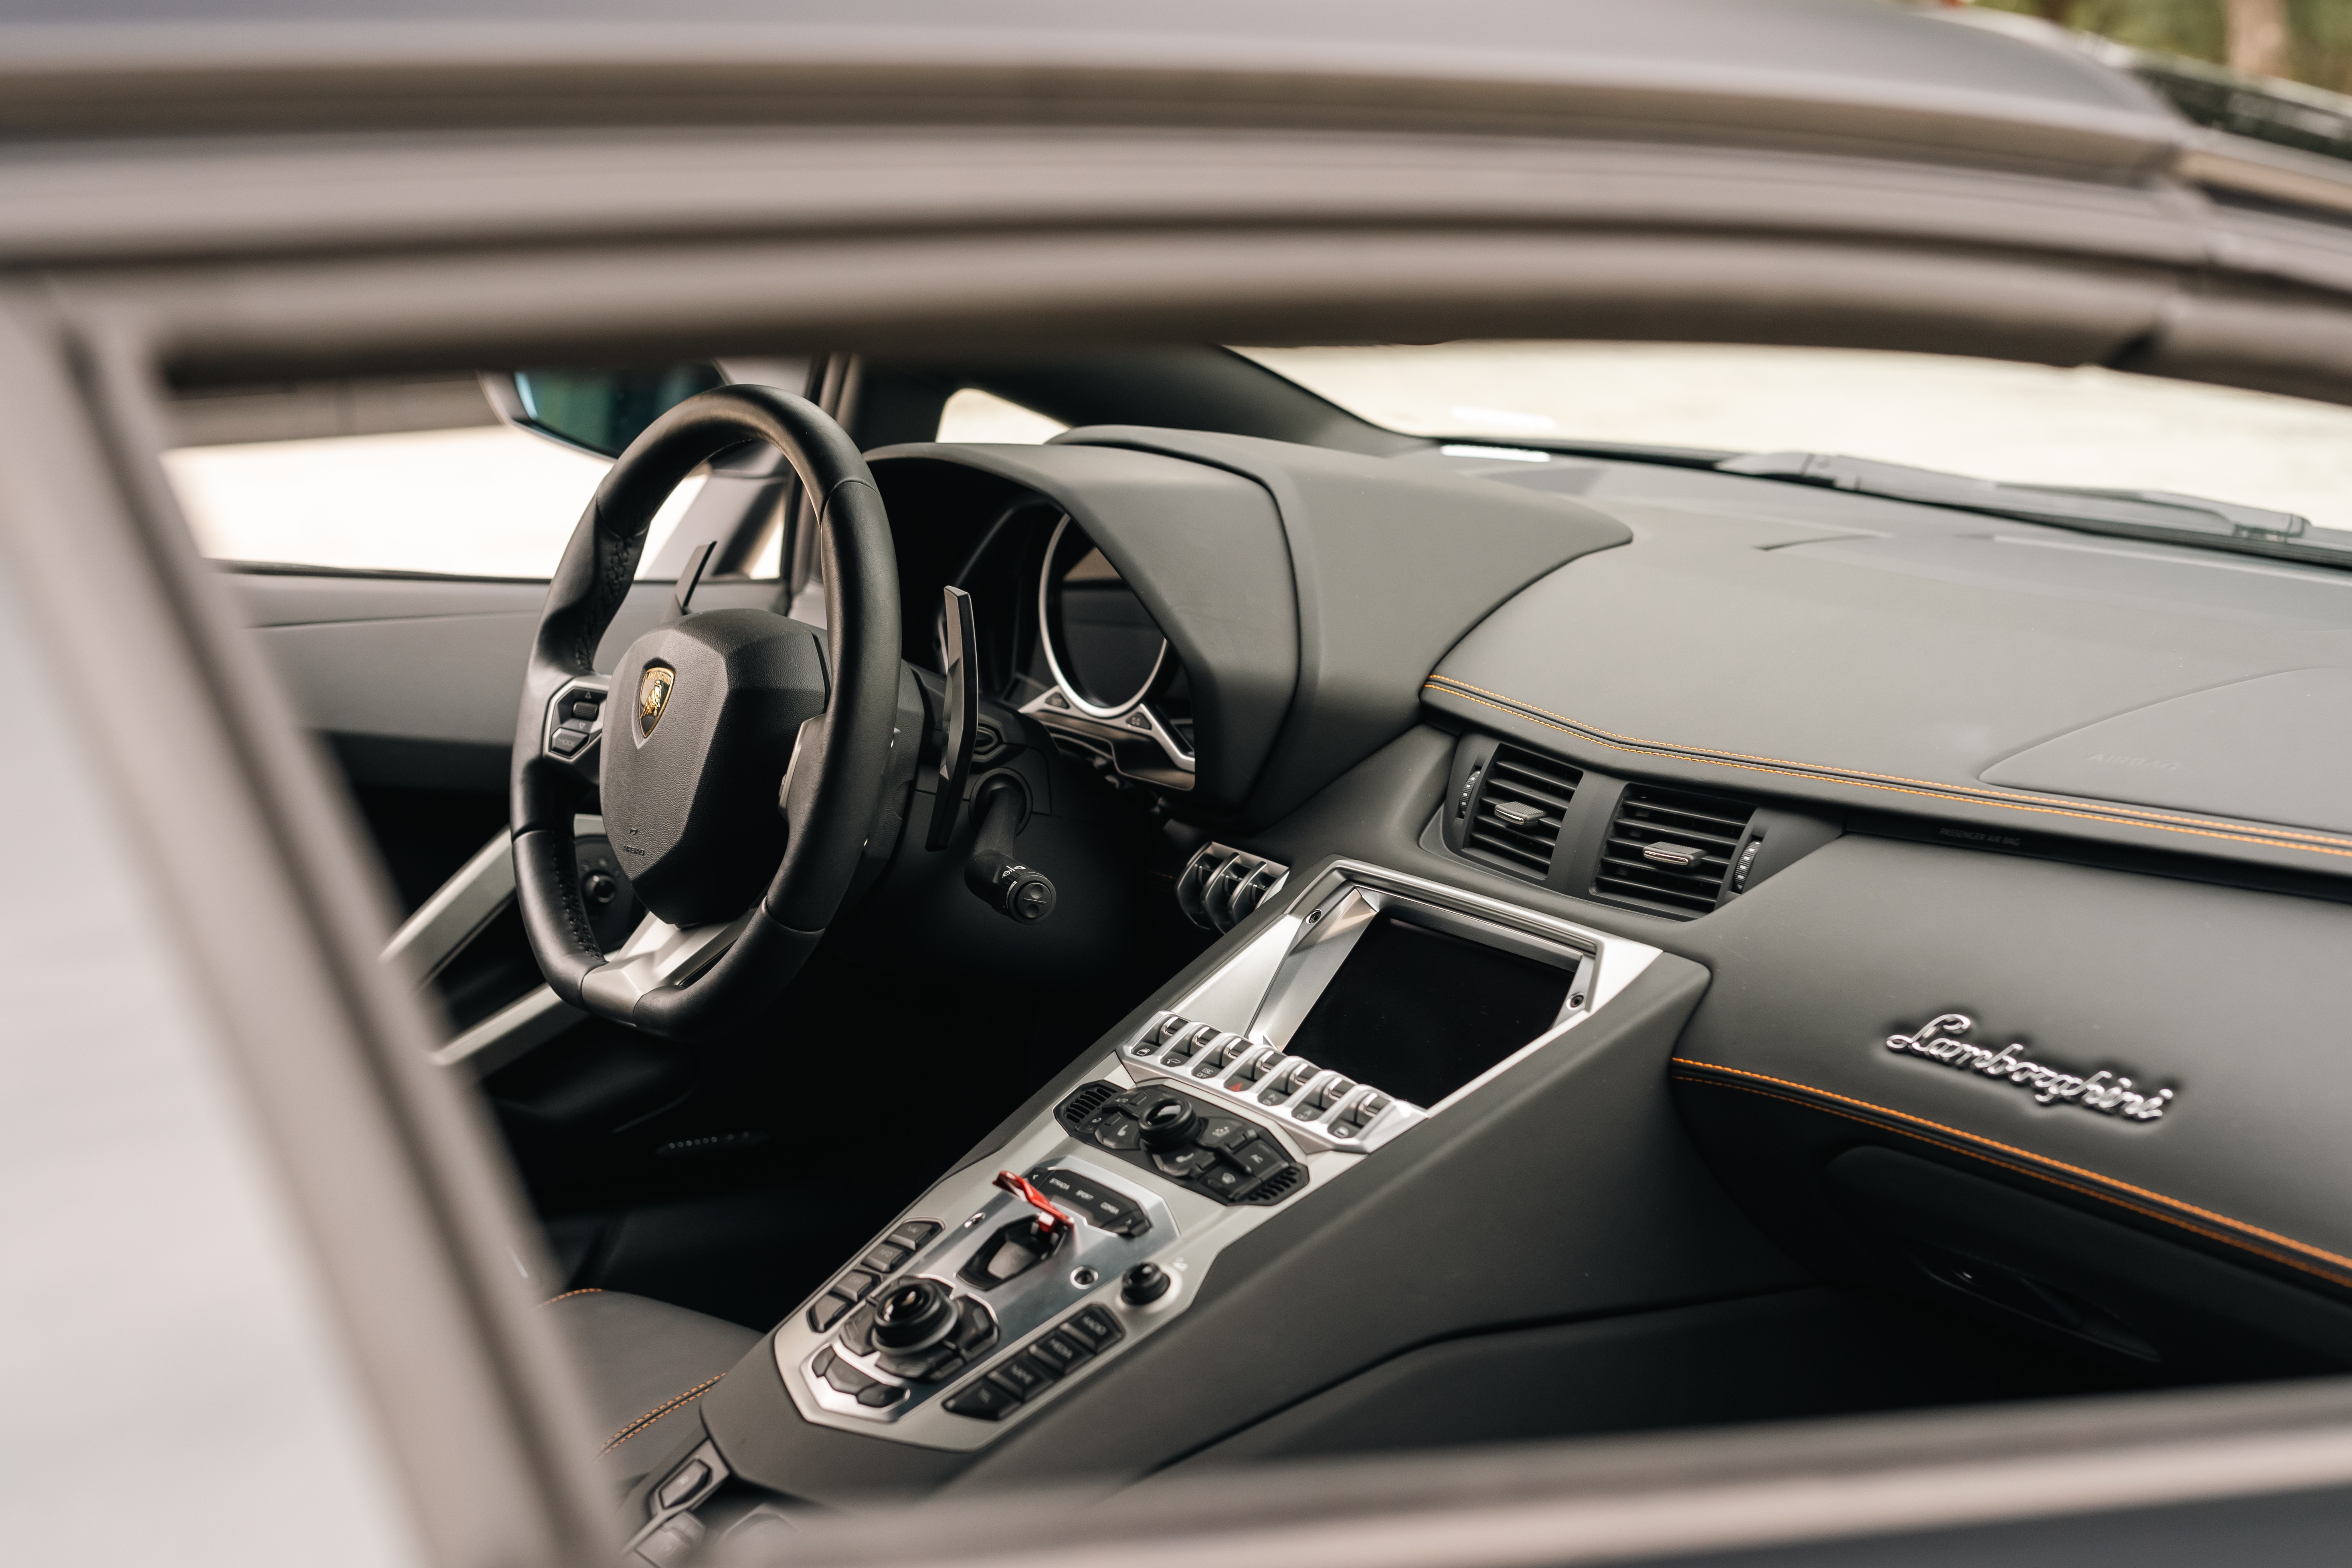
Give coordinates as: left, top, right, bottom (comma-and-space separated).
925, 585, 1058, 923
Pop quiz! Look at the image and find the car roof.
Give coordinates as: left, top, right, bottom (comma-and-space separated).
0, 0, 2174, 129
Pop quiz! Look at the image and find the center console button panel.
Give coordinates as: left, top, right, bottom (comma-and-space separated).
777, 861, 1663, 1451
1056, 1083, 1308, 1206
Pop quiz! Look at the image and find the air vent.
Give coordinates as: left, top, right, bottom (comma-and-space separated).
1059, 1083, 1120, 1126
1594, 783, 1755, 917
1177, 843, 1288, 933
1240, 1165, 1305, 1205
1464, 743, 1582, 879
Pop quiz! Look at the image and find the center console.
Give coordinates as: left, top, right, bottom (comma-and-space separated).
769, 858, 1661, 1451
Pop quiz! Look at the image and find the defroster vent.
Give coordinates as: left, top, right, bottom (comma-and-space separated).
1464, 744, 1581, 879
1594, 784, 1755, 917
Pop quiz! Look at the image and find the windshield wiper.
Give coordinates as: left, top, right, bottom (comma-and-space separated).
1716, 451, 2352, 569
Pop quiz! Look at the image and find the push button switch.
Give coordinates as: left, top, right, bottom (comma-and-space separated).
859, 1241, 913, 1275
1026, 1167, 1149, 1238
1066, 1305, 1125, 1350
1197, 1113, 1253, 1151
987, 1356, 1051, 1400
886, 1220, 942, 1251
943, 1380, 1020, 1422
1152, 1147, 1215, 1178
1028, 1328, 1094, 1377
1228, 1139, 1284, 1180
655, 1459, 712, 1511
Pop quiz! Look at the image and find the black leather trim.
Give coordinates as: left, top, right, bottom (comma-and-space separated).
1423, 674, 2352, 866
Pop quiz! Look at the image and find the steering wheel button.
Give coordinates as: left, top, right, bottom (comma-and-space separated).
568, 700, 602, 720
549, 726, 590, 756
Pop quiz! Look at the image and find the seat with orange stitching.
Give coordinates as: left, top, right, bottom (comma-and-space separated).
542, 1289, 761, 1486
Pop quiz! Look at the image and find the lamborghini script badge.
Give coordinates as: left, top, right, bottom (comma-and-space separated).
1886, 1013, 2173, 1121
637, 664, 674, 738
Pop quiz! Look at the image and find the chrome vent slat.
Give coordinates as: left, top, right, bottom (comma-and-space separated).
1592, 783, 1757, 919
1461, 742, 1582, 882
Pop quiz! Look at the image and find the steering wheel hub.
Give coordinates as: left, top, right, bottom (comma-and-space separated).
603, 611, 827, 927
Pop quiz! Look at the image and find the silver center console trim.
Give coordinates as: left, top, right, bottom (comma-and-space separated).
774, 858, 1662, 1451
799, 1158, 1175, 1424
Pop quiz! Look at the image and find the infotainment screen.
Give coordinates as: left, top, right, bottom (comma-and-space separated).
1281, 910, 1576, 1108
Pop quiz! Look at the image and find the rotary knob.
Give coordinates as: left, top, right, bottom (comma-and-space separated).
870, 1278, 957, 1353
1122, 1262, 1173, 1305
1137, 1095, 1200, 1151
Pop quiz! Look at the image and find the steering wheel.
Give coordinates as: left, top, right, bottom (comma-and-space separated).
509, 386, 901, 1041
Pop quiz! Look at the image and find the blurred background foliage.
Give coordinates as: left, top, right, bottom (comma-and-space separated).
1970, 0, 2352, 93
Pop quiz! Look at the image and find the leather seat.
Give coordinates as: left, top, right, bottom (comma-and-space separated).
543, 1289, 762, 1485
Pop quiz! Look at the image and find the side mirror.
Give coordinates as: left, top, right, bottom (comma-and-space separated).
480, 364, 725, 459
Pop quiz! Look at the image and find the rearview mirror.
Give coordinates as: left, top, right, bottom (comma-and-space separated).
480, 364, 724, 459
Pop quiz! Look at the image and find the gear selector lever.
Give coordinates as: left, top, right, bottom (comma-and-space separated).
960, 1171, 1075, 1289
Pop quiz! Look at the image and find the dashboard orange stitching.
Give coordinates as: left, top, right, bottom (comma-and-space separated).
1423, 678, 2352, 862
1427, 674, 2352, 842
1670, 1059, 2352, 1284
539, 1287, 605, 1307
1674, 1075, 2348, 1286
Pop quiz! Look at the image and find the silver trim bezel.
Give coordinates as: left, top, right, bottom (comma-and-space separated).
1035, 513, 1169, 721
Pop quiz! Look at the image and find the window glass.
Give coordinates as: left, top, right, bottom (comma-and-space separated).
166, 424, 703, 578
1239, 342, 2352, 532
938, 387, 1068, 444
0, 549, 422, 1567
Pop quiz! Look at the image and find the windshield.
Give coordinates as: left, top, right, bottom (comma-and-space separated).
1236, 342, 2352, 536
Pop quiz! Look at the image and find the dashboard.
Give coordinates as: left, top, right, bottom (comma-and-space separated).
642, 424, 2352, 1527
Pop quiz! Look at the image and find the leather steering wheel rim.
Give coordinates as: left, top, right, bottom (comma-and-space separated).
508, 385, 900, 1041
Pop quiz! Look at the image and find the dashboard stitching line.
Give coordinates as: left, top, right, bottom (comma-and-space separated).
1424, 678, 2352, 861
1672, 1076, 2342, 1285
1670, 1062, 2352, 1286
538, 1287, 605, 1307
1426, 673, 2352, 843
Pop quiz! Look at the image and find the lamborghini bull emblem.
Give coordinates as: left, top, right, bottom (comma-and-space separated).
637, 664, 675, 739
